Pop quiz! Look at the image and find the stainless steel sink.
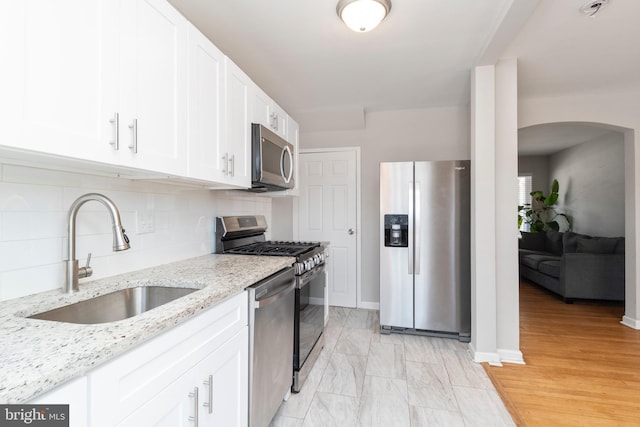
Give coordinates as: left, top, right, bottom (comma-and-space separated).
28, 286, 198, 324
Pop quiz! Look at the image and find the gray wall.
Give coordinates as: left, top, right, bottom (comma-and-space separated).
549, 132, 625, 237
518, 155, 549, 197
299, 106, 470, 305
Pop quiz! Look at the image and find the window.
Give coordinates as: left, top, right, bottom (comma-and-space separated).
518, 175, 532, 232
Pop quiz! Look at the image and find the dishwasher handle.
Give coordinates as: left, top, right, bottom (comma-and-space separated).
255, 281, 295, 308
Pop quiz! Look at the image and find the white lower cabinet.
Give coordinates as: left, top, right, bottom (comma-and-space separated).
119, 328, 248, 427
29, 376, 88, 427
88, 292, 248, 427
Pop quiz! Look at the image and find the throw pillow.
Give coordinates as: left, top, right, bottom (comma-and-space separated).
545, 231, 564, 256
519, 231, 545, 251
576, 237, 618, 254
563, 231, 591, 253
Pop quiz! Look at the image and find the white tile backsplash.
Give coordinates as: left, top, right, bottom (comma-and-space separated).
0, 163, 272, 301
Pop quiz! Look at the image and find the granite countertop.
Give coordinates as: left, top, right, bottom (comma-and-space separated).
0, 254, 294, 404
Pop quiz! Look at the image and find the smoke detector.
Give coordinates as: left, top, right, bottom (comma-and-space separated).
580, 0, 610, 17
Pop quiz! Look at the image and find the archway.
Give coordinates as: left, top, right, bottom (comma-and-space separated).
517, 114, 637, 327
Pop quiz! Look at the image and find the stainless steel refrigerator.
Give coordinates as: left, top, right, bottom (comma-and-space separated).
379, 161, 471, 341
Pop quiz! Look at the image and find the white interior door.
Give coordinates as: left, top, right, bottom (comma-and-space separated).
296, 149, 358, 308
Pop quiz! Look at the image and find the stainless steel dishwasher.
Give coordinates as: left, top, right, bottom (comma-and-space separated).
248, 266, 295, 427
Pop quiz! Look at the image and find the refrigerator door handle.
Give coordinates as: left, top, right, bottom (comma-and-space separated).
408, 182, 414, 274
414, 181, 421, 275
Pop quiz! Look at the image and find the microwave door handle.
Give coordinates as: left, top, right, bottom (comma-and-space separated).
281, 145, 293, 183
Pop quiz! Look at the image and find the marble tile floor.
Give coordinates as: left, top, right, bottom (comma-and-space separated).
270, 307, 515, 427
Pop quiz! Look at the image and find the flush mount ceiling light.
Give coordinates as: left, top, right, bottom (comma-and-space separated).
336, 0, 392, 33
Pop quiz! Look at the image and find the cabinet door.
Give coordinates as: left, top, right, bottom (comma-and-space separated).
119, 0, 188, 175
271, 101, 288, 140
225, 57, 251, 187
197, 327, 248, 426
118, 369, 195, 427
29, 376, 88, 427
251, 84, 271, 129
187, 24, 225, 182
0, 0, 119, 161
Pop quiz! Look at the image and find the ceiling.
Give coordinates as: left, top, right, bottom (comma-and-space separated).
518, 122, 618, 156
168, 0, 519, 126
168, 0, 640, 149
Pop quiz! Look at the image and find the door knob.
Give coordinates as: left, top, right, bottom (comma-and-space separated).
348, 228, 355, 235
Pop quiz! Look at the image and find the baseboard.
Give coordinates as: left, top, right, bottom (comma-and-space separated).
468, 342, 501, 365
469, 343, 525, 365
498, 348, 525, 365
621, 315, 640, 329
358, 301, 379, 310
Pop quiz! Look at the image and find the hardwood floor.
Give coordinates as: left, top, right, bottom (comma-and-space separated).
484, 280, 640, 426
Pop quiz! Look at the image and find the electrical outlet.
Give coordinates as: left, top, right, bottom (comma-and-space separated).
135, 210, 155, 234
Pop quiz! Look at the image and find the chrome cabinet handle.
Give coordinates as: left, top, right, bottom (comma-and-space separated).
203, 375, 213, 414
109, 113, 119, 150
222, 153, 228, 175
128, 119, 138, 154
189, 387, 199, 426
229, 154, 235, 177
348, 228, 355, 235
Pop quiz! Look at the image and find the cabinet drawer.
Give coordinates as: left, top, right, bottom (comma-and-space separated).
89, 292, 247, 426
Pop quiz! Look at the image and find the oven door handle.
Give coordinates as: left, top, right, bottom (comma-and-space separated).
255, 282, 295, 308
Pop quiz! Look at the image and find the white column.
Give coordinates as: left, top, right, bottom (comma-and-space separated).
470, 65, 499, 363
494, 58, 524, 363
622, 129, 640, 328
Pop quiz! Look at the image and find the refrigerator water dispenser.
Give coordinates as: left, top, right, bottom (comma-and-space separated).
383, 214, 408, 247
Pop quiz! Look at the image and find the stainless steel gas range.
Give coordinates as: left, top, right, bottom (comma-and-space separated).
215, 216, 326, 400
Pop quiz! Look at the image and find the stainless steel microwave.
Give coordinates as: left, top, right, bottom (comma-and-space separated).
250, 123, 295, 192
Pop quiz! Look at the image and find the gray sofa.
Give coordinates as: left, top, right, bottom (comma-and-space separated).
519, 231, 625, 302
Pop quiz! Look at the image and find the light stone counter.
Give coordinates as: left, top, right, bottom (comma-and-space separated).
0, 254, 294, 403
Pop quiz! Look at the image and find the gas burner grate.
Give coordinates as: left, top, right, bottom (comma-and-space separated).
225, 241, 319, 257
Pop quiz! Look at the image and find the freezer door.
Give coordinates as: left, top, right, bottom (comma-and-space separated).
379, 162, 414, 329
414, 161, 470, 333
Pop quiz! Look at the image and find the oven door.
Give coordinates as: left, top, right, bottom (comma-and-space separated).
294, 264, 325, 372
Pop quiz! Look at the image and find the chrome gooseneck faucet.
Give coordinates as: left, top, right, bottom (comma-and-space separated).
65, 193, 130, 293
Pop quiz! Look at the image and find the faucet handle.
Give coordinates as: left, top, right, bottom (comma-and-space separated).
78, 252, 93, 279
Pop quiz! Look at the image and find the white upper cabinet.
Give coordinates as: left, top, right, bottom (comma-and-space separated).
0, 0, 119, 162
0, 0, 188, 176
224, 57, 252, 187
251, 84, 288, 140
186, 23, 225, 182
117, 0, 188, 175
0, 0, 294, 191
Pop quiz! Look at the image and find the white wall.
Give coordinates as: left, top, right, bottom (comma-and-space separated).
0, 163, 271, 301
518, 155, 549, 196
549, 133, 625, 237
299, 106, 470, 305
